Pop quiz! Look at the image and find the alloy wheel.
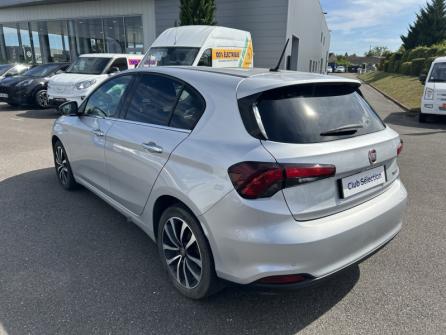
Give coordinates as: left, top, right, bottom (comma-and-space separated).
55, 145, 69, 186
36, 90, 49, 108
162, 217, 203, 289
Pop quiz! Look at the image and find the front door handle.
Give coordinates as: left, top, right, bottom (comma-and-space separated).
142, 141, 163, 154
92, 128, 104, 137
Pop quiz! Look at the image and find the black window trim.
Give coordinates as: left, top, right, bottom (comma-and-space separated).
120, 72, 206, 131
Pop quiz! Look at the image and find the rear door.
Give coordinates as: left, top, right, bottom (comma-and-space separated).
239, 83, 401, 220
105, 73, 205, 214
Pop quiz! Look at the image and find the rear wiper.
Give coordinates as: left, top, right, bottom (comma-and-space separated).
320, 124, 364, 136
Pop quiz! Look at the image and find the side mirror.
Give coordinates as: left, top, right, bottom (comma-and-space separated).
58, 101, 79, 116
419, 73, 427, 85
108, 66, 120, 74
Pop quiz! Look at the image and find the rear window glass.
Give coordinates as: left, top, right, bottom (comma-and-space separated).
239, 84, 385, 144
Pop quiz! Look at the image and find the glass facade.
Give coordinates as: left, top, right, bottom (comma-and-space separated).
0, 15, 143, 64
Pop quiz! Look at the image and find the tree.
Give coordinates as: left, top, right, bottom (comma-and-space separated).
401, 0, 446, 49
365, 46, 390, 57
179, 0, 216, 26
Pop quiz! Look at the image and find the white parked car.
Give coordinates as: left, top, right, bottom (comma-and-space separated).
420, 56, 446, 122
335, 66, 346, 73
52, 67, 407, 299
138, 25, 253, 68
48, 53, 142, 107
327, 66, 333, 73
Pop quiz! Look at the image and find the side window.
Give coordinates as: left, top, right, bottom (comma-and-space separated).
197, 49, 212, 67
125, 75, 181, 126
170, 87, 205, 130
84, 75, 132, 118
109, 58, 128, 72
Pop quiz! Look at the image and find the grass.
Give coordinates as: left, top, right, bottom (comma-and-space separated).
358, 72, 424, 111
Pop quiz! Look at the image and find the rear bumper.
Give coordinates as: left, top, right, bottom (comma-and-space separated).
200, 179, 407, 285
421, 100, 446, 115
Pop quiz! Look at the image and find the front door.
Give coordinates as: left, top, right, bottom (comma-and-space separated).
66, 74, 133, 194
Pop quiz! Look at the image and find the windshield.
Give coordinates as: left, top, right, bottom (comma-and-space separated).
0, 64, 13, 76
429, 63, 446, 83
66, 57, 111, 75
139, 47, 200, 67
23, 64, 61, 77
239, 84, 385, 144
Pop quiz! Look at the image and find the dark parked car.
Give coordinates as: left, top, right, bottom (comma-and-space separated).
0, 64, 33, 81
0, 63, 69, 108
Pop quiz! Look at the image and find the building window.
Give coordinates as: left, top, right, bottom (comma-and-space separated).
104, 17, 126, 53
124, 16, 144, 54
0, 15, 144, 64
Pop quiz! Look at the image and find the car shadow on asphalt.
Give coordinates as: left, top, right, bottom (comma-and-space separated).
0, 168, 359, 335
384, 111, 446, 132
15, 108, 60, 119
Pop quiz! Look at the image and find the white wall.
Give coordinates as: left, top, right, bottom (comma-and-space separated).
0, 0, 157, 51
285, 0, 330, 72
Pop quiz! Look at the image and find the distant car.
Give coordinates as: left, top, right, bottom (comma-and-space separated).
48, 53, 143, 107
327, 66, 333, 73
420, 56, 446, 123
335, 66, 346, 73
0, 64, 33, 81
0, 63, 69, 108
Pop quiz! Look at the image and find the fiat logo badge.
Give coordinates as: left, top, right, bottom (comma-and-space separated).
368, 149, 377, 165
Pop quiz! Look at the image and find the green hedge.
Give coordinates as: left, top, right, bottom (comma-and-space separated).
411, 58, 426, 76
400, 62, 412, 75
383, 41, 446, 76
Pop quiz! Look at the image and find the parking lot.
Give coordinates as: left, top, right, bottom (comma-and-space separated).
0, 78, 445, 335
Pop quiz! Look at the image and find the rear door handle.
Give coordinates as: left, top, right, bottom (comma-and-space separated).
142, 142, 163, 154
92, 129, 104, 137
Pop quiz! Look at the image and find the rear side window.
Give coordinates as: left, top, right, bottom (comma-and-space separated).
110, 58, 128, 72
239, 84, 385, 144
170, 88, 205, 129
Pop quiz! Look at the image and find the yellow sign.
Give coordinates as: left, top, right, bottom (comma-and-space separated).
212, 49, 242, 60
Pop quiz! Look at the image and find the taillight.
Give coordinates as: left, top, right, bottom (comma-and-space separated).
397, 140, 403, 156
228, 162, 336, 199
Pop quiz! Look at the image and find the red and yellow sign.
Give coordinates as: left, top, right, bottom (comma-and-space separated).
212, 49, 242, 61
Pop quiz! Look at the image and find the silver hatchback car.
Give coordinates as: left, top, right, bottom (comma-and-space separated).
52, 67, 407, 299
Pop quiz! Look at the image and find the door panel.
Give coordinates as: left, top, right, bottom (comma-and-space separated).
64, 74, 134, 194
105, 122, 188, 214
65, 116, 114, 194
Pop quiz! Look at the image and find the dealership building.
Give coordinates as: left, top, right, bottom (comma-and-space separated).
0, 0, 330, 72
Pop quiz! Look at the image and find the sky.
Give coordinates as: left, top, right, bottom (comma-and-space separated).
320, 0, 429, 55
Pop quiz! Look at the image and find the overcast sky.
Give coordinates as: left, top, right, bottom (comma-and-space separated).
320, 0, 429, 55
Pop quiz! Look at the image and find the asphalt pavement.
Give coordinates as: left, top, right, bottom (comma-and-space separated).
0, 76, 445, 334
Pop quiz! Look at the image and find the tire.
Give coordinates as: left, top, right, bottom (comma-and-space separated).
35, 89, 49, 108
53, 140, 78, 190
157, 205, 222, 299
419, 112, 428, 123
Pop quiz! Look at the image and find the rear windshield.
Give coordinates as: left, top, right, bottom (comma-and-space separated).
429, 62, 446, 82
0, 64, 13, 76
66, 57, 111, 75
239, 84, 385, 144
139, 47, 200, 67
23, 64, 61, 77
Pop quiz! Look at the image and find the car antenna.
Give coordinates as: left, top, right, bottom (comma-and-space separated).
270, 38, 289, 72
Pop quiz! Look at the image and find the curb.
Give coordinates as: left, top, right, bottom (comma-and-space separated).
359, 79, 419, 114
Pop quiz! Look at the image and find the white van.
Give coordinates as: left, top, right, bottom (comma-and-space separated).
48, 53, 142, 106
139, 25, 253, 69
420, 56, 446, 122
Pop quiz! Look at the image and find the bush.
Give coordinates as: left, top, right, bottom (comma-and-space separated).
400, 62, 412, 75
407, 46, 430, 61
411, 58, 426, 76
383, 60, 390, 72
423, 56, 436, 73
